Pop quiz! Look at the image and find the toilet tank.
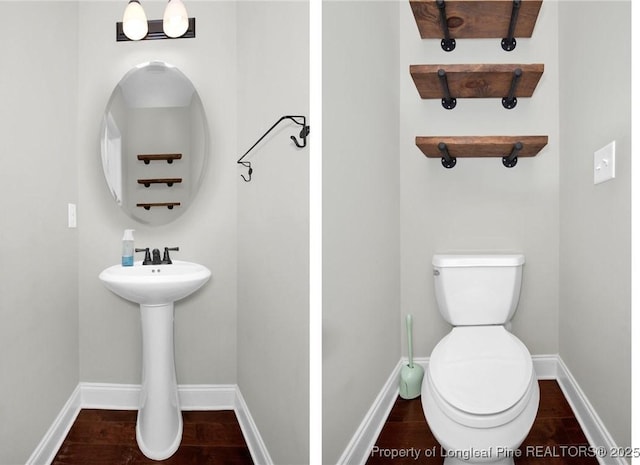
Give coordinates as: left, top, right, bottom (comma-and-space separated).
432, 254, 525, 326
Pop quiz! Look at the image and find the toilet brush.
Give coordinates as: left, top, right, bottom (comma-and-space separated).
399, 314, 424, 399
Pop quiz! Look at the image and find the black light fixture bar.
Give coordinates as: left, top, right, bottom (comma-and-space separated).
116, 17, 196, 42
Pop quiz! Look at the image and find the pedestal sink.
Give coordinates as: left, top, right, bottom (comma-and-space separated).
99, 261, 211, 460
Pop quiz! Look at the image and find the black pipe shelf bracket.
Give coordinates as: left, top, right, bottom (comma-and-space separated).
438, 69, 457, 110
237, 115, 309, 182
438, 67, 523, 110
502, 67, 522, 109
436, 0, 456, 52
502, 0, 522, 51
435, 0, 522, 52
502, 141, 523, 167
434, 141, 525, 169
438, 142, 457, 168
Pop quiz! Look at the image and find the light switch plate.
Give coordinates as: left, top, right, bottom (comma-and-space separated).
594, 141, 616, 185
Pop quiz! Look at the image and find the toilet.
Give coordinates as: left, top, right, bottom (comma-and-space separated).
421, 254, 539, 465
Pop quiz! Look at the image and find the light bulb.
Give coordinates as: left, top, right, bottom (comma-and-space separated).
122, 0, 148, 41
163, 0, 189, 38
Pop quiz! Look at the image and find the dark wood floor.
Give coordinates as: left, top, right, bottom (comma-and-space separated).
52, 409, 254, 465
366, 380, 600, 465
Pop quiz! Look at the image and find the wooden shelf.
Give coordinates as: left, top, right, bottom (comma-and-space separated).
409, 0, 542, 40
408, 3, 547, 168
416, 135, 548, 159
410, 63, 543, 101
137, 178, 183, 187
137, 154, 182, 164
136, 202, 181, 210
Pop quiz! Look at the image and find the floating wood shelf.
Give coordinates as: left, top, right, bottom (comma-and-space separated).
136, 202, 181, 210
137, 178, 183, 187
416, 135, 548, 168
137, 154, 182, 164
410, 64, 543, 108
409, 0, 543, 42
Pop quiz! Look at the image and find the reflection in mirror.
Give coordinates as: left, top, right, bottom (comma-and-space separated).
100, 61, 208, 225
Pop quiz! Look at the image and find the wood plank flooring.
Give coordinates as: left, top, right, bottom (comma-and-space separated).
49, 380, 598, 464
366, 380, 600, 465
51, 409, 254, 465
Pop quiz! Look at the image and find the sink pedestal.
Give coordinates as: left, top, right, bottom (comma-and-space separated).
137, 303, 182, 460
98, 260, 212, 460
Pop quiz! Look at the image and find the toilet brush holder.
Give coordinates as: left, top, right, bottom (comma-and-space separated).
399, 314, 424, 399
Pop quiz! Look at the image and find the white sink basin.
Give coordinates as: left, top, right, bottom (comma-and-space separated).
99, 260, 211, 305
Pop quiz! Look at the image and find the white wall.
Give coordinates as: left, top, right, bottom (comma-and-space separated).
0, 3, 79, 463
399, 1, 560, 358
322, 2, 401, 463
236, 2, 310, 464
558, 1, 631, 451
77, 1, 239, 385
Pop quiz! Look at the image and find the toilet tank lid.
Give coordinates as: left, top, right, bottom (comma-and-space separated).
433, 254, 525, 267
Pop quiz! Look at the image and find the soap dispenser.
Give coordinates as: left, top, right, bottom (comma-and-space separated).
122, 229, 135, 266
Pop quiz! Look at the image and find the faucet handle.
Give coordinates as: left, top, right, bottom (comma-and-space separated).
162, 247, 180, 265
135, 247, 152, 265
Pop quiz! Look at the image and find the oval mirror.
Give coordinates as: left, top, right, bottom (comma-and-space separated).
100, 61, 208, 226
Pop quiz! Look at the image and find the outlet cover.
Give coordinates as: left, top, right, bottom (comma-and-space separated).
594, 141, 616, 185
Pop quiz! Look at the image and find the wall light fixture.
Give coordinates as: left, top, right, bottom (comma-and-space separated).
117, 0, 195, 42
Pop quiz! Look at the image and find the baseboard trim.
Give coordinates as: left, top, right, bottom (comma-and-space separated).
28, 383, 269, 465
78, 382, 238, 410
337, 354, 624, 465
80, 382, 140, 409
235, 387, 274, 465
531, 354, 560, 379
336, 360, 405, 465
25, 385, 82, 465
555, 358, 627, 465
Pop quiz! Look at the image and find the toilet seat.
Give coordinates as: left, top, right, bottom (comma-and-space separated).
429, 325, 534, 428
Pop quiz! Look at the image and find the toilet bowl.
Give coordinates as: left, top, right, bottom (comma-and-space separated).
421, 254, 539, 465
422, 326, 539, 464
